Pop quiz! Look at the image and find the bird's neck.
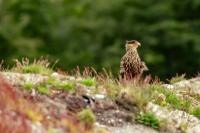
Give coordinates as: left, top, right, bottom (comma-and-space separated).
126, 48, 137, 52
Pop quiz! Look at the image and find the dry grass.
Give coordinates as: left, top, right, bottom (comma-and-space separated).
116, 83, 152, 112
0, 60, 4, 71
168, 74, 186, 84
12, 57, 55, 75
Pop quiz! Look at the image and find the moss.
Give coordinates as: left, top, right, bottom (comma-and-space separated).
46, 76, 60, 85
192, 107, 200, 119
36, 85, 51, 95
47, 77, 75, 91
59, 82, 75, 91
23, 82, 33, 91
80, 77, 96, 87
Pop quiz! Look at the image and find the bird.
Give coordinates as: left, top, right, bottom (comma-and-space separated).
120, 40, 148, 80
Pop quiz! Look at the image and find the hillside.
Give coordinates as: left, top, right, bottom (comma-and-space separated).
0, 61, 200, 133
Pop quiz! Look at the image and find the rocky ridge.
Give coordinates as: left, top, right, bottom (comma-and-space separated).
0, 71, 200, 133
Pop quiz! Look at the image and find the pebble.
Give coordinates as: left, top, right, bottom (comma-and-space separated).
94, 94, 106, 100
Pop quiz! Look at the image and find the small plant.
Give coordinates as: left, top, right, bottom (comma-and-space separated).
166, 92, 181, 109
180, 98, 192, 112
59, 82, 75, 91
78, 108, 96, 128
153, 92, 168, 107
47, 76, 60, 86
25, 109, 43, 123
21, 64, 53, 75
118, 85, 152, 111
150, 84, 191, 111
169, 74, 186, 84
192, 107, 200, 119
80, 77, 96, 87
135, 112, 160, 129
36, 85, 51, 95
12, 58, 54, 75
94, 70, 121, 99
23, 82, 33, 91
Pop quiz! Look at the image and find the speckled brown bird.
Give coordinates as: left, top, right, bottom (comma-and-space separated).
120, 40, 148, 80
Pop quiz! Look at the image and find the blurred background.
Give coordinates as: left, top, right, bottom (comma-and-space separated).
0, 0, 200, 79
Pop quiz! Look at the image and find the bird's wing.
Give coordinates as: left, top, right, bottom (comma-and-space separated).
140, 61, 148, 71
120, 56, 126, 74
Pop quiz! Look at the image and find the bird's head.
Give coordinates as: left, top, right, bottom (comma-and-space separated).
125, 40, 141, 51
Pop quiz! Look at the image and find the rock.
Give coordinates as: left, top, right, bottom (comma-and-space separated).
65, 95, 87, 113
51, 72, 59, 77
146, 102, 200, 132
67, 76, 76, 81
30, 122, 47, 133
188, 124, 200, 133
162, 84, 174, 89
0, 72, 48, 85
94, 94, 106, 100
107, 124, 158, 133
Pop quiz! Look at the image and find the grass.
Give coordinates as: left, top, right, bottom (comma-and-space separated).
135, 112, 160, 129
117, 84, 152, 111
93, 70, 121, 99
21, 64, 53, 75
104, 83, 121, 99
12, 57, 54, 75
169, 74, 186, 84
78, 108, 96, 128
